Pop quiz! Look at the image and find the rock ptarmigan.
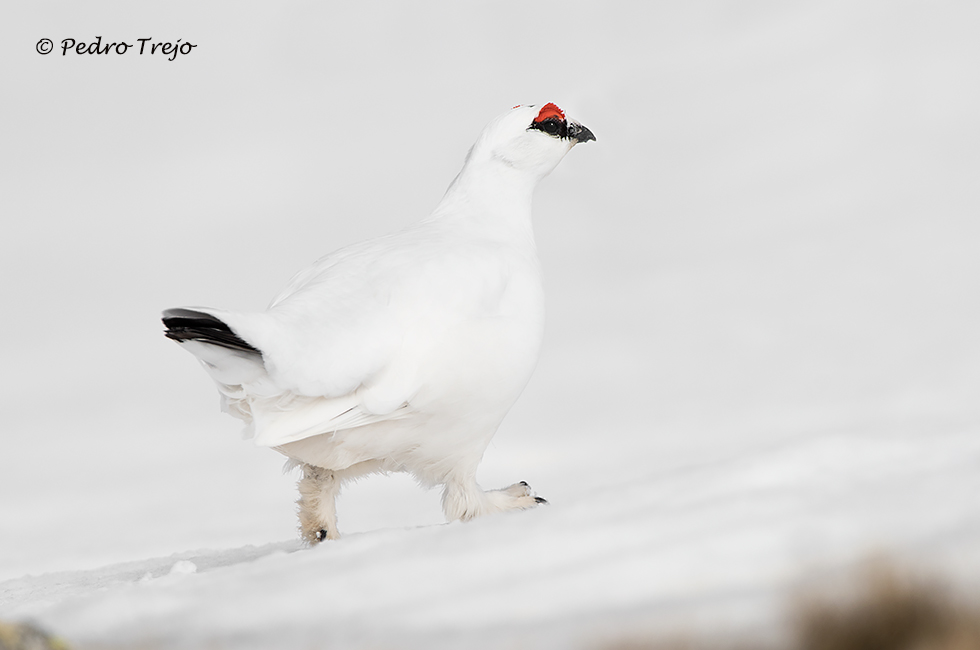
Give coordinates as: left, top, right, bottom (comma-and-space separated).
163, 103, 595, 543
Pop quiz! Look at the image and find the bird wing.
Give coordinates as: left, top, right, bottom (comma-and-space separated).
190, 226, 521, 449
221, 235, 407, 400
248, 392, 414, 447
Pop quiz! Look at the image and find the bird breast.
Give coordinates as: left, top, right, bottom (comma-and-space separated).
366, 240, 546, 420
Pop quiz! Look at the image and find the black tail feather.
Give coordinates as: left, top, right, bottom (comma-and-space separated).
162, 308, 262, 355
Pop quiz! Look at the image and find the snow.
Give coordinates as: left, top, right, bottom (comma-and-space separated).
3, 425, 979, 649
2, 1, 979, 648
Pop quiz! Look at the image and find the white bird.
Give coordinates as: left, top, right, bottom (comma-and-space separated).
163, 103, 595, 543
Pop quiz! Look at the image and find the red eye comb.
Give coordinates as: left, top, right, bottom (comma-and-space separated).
533, 103, 565, 123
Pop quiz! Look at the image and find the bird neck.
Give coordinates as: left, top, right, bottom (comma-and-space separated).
426, 159, 538, 246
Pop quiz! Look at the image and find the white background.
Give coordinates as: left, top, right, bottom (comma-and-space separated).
1, 2, 979, 648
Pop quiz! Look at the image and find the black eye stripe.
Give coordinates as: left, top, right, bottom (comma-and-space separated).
528, 117, 568, 139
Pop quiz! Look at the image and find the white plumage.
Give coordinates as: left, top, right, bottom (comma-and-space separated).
163, 103, 594, 543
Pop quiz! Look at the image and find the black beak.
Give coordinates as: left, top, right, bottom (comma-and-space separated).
568, 121, 596, 144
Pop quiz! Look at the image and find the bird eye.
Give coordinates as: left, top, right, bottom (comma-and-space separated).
529, 117, 567, 138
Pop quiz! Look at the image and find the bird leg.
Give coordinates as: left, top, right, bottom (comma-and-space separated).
486, 480, 548, 511
442, 478, 547, 522
296, 464, 341, 544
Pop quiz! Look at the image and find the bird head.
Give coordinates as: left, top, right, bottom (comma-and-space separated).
466, 103, 595, 180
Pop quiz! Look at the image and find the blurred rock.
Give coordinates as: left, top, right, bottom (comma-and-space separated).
602, 561, 980, 650
794, 563, 980, 650
0, 621, 69, 650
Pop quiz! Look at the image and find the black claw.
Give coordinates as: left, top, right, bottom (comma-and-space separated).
315, 529, 327, 542
534, 496, 549, 505
520, 481, 529, 487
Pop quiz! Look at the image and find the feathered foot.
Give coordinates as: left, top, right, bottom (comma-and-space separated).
296, 464, 341, 544
442, 479, 547, 522
487, 481, 548, 510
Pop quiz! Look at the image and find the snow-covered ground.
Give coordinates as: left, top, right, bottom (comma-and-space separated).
2, 2, 979, 648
